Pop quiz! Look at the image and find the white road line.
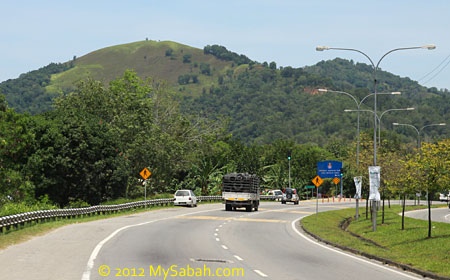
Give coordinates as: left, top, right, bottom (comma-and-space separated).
81, 207, 222, 280
234, 255, 243, 261
291, 217, 423, 280
221, 245, 228, 250
219, 225, 223, 228
215, 228, 219, 232
216, 238, 220, 242
254, 269, 268, 277
445, 213, 450, 221
214, 233, 218, 236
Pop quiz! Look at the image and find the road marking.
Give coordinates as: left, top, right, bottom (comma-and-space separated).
214, 233, 218, 236
254, 269, 268, 277
291, 217, 423, 280
216, 238, 220, 242
445, 213, 450, 221
215, 228, 219, 232
234, 255, 243, 261
177, 216, 288, 223
219, 225, 223, 228
221, 245, 228, 250
81, 207, 222, 280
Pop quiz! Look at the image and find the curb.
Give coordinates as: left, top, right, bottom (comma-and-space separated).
299, 219, 450, 280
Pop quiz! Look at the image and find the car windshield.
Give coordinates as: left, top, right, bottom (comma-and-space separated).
275, 191, 282, 195
175, 190, 190, 196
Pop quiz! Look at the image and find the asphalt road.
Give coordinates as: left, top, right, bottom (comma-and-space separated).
0, 201, 429, 280
404, 206, 450, 223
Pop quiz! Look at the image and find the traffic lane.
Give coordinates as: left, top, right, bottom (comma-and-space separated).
405, 207, 450, 223
218, 203, 421, 280
91, 206, 267, 280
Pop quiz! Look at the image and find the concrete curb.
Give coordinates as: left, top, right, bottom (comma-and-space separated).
299, 219, 450, 280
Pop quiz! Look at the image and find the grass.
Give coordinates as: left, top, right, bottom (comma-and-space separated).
302, 204, 450, 277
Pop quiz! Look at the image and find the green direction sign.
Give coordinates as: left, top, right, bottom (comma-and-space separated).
305, 185, 315, 189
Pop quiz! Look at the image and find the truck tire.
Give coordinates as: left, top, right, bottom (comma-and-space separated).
246, 205, 252, 212
225, 204, 232, 211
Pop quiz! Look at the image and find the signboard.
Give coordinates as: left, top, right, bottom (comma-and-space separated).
305, 185, 315, 189
317, 161, 343, 178
140, 168, 151, 180
312, 176, 323, 187
332, 177, 340, 185
354, 176, 362, 199
368, 166, 380, 201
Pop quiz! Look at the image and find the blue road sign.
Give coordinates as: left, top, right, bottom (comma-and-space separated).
317, 161, 343, 178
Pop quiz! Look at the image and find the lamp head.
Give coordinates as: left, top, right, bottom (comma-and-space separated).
393, 123, 399, 126
439, 123, 446, 126
344, 109, 352, 112
316, 46, 330, 51
318, 88, 328, 92
422, 44, 436, 50
391, 92, 401, 95
406, 108, 415, 110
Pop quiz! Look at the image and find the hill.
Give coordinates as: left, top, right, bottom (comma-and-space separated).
1, 41, 449, 144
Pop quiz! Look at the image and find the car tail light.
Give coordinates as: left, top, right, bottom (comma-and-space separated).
189, 197, 192, 200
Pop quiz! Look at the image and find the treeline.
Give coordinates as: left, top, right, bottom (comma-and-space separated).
182, 61, 449, 145
203, 44, 252, 65
0, 62, 72, 114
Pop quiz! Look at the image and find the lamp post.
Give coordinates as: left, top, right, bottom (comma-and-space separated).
318, 89, 401, 167
344, 107, 415, 146
317, 44, 435, 232
392, 122, 447, 150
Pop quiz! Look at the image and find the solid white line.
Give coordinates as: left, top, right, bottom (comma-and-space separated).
290, 217, 422, 280
254, 269, 268, 277
216, 238, 220, 242
234, 255, 243, 261
81, 207, 222, 280
221, 245, 228, 250
445, 213, 450, 221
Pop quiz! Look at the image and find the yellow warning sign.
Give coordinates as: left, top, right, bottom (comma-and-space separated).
312, 175, 323, 187
140, 168, 151, 180
333, 177, 340, 184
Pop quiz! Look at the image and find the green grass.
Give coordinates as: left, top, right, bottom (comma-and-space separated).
302, 205, 450, 277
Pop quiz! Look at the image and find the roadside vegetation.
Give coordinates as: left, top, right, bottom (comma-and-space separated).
301, 205, 450, 277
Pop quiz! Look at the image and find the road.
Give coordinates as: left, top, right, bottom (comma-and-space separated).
404, 206, 450, 223
0, 201, 426, 280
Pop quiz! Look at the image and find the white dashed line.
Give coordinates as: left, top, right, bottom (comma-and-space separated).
216, 238, 220, 242
234, 255, 243, 261
215, 228, 219, 232
219, 225, 223, 228
214, 233, 218, 236
254, 269, 268, 277
221, 245, 228, 250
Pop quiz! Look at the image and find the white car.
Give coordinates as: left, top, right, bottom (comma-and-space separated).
439, 192, 449, 201
174, 190, 197, 207
268, 190, 283, 201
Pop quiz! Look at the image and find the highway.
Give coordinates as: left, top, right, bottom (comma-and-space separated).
0, 202, 427, 280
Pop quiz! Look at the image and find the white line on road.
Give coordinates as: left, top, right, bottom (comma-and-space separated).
445, 213, 450, 221
221, 245, 228, 250
215, 228, 219, 232
214, 233, 218, 236
216, 238, 220, 242
254, 269, 268, 277
219, 225, 223, 228
234, 255, 243, 261
291, 217, 423, 280
81, 207, 222, 280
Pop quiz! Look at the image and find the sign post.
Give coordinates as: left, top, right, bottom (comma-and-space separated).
140, 168, 151, 208
354, 176, 362, 220
312, 176, 323, 215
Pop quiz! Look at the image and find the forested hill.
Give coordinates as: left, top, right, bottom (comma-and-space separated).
1, 40, 449, 144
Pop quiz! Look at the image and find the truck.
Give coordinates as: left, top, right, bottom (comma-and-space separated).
222, 173, 260, 212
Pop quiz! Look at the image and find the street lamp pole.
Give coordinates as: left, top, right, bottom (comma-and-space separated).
319, 89, 400, 167
392, 122, 447, 150
317, 44, 435, 232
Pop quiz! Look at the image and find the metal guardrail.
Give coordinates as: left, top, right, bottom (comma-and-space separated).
0, 195, 277, 233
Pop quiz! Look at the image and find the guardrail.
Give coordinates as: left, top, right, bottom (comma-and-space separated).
0, 195, 278, 233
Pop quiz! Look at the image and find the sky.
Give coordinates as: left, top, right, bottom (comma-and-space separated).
1, 0, 449, 90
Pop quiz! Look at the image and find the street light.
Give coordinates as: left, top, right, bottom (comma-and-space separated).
345, 107, 415, 146
319, 88, 401, 167
317, 44, 435, 232
392, 122, 446, 149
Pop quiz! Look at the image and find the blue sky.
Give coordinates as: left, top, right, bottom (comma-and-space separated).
1, 0, 449, 90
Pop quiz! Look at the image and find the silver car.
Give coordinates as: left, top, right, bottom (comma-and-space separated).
174, 190, 197, 207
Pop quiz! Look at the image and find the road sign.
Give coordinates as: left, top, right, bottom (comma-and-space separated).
140, 168, 151, 180
332, 177, 340, 184
317, 161, 343, 178
305, 185, 315, 189
312, 176, 323, 187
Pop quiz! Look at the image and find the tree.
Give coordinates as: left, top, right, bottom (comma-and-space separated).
269, 61, 277, 70
183, 54, 192, 63
200, 63, 211, 75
